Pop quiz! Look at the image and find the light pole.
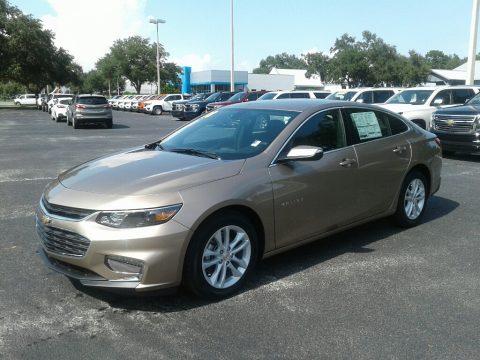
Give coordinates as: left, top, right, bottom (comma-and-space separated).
230, 0, 234, 92
149, 18, 166, 95
466, 0, 479, 85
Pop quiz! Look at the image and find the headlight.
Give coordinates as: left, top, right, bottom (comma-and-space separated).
96, 204, 182, 228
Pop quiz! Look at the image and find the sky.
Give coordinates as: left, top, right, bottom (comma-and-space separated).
9, 0, 479, 73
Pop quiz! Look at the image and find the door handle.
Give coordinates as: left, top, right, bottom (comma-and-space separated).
393, 145, 407, 154
339, 158, 356, 167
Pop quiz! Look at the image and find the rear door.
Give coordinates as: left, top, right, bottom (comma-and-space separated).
342, 106, 411, 217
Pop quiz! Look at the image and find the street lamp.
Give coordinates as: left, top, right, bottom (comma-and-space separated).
230, 0, 234, 92
149, 18, 166, 95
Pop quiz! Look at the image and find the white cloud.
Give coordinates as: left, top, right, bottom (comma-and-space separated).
170, 53, 218, 71
42, 0, 148, 71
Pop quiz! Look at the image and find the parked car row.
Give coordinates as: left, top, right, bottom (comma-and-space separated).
40, 94, 113, 129
109, 94, 191, 115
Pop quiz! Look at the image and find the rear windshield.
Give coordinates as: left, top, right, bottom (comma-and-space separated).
77, 97, 108, 105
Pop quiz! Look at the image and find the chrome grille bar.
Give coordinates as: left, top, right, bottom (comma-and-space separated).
41, 197, 94, 220
36, 219, 90, 257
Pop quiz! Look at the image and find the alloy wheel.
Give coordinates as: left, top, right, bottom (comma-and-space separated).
404, 178, 425, 220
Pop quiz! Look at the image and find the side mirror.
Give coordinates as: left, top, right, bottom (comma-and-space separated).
278, 145, 324, 163
433, 98, 444, 106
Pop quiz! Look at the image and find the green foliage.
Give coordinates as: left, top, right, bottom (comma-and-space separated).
0, 81, 24, 99
253, 53, 307, 74
425, 50, 464, 70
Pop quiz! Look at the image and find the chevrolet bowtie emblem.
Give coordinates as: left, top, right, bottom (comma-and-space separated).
446, 119, 455, 126
41, 214, 52, 225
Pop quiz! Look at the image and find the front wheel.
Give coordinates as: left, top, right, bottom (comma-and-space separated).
394, 171, 428, 227
152, 106, 163, 116
183, 211, 258, 299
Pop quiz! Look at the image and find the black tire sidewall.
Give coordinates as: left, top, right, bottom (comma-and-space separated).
394, 171, 428, 228
184, 211, 258, 299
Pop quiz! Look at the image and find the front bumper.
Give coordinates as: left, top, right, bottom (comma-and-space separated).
183, 110, 202, 120
35, 204, 192, 292
432, 131, 480, 153
171, 110, 184, 119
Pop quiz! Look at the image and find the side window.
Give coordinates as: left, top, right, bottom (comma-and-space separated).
431, 90, 451, 106
164, 96, 172, 101
356, 91, 373, 103
452, 89, 474, 104
344, 108, 405, 144
284, 109, 346, 153
277, 93, 290, 99
246, 93, 258, 101
290, 92, 310, 98
373, 90, 394, 103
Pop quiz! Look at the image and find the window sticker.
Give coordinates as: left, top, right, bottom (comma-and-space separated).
350, 112, 382, 140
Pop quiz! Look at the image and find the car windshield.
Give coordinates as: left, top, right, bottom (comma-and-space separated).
77, 97, 108, 105
206, 93, 221, 102
326, 91, 358, 101
466, 92, 480, 105
258, 93, 277, 100
226, 92, 246, 102
159, 108, 300, 160
386, 90, 434, 105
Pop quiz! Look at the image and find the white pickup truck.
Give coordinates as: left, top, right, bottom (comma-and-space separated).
144, 94, 189, 115
379, 86, 479, 130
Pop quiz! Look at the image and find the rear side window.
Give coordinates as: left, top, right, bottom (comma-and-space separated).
356, 91, 373, 103
452, 89, 474, 104
431, 90, 451, 106
344, 108, 408, 144
313, 92, 329, 99
77, 97, 108, 105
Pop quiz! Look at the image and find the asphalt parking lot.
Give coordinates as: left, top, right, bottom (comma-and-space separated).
0, 107, 479, 359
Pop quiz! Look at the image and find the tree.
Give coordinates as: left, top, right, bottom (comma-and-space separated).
303, 52, 330, 83
108, 36, 161, 94
425, 50, 464, 70
253, 53, 307, 74
160, 62, 182, 92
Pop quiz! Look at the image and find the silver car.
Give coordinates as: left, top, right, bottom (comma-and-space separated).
36, 100, 442, 299
66, 95, 113, 129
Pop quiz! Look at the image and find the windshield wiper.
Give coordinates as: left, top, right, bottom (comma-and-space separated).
169, 148, 220, 160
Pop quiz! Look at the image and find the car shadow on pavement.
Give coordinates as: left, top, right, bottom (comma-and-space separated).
443, 153, 480, 163
77, 124, 130, 130
73, 195, 459, 312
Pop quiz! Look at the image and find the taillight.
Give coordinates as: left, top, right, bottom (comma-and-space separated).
76, 104, 86, 109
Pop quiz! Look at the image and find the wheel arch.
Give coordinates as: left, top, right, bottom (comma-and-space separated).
406, 164, 431, 195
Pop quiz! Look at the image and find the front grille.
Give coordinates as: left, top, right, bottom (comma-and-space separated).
184, 104, 192, 111
434, 121, 475, 133
36, 219, 90, 257
41, 197, 94, 220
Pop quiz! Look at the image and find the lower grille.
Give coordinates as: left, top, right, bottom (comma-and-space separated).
36, 219, 90, 257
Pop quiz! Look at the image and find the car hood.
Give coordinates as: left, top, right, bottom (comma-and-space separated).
434, 104, 480, 115
58, 148, 245, 196
186, 100, 208, 106
209, 101, 238, 106
380, 103, 430, 113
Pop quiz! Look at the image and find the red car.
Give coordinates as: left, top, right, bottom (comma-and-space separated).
205, 91, 267, 112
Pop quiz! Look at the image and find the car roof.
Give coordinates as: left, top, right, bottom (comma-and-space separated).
77, 94, 106, 97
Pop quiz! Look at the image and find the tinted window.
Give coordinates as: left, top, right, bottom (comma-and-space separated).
77, 97, 108, 105
356, 91, 373, 103
228, 92, 246, 102
431, 90, 451, 105
344, 108, 408, 144
373, 90, 394, 103
386, 90, 433, 105
277, 93, 290, 99
290, 92, 310, 99
218, 93, 235, 101
313, 92, 329, 99
284, 109, 346, 153
258, 93, 277, 100
246, 93, 259, 101
452, 89, 474, 104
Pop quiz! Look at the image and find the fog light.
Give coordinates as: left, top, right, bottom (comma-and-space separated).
105, 255, 144, 280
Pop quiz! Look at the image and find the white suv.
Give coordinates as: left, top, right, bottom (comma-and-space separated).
326, 88, 401, 104
258, 90, 331, 100
145, 94, 187, 115
379, 86, 479, 129
14, 94, 36, 106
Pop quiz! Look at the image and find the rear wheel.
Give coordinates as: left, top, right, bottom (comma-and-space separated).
153, 106, 163, 115
183, 211, 258, 299
394, 171, 428, 227
72, 117, 80, 129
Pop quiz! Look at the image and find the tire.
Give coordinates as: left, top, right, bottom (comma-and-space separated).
67, 116, 72, 126
152, 106, 163, 116
15, 102, 20, 106
394, 170, 428, 228
105, 119, 113, 129
72, 117, 79, 129
183, 211, 258, 300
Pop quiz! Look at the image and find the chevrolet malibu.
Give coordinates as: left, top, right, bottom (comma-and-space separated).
36, 100, 442, 299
